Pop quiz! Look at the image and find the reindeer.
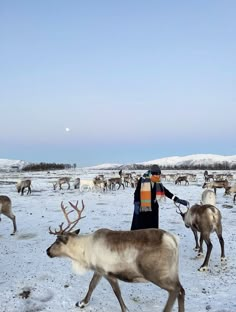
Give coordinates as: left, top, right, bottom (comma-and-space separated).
79, 179, 95, 191
224, 184, 236, 203
93, 176, 107, 192
107, 177, 125, 190
202, 179, 229, 194
176, 202, 226, 271
73, 178, 81, 189
175, 176, 189, 185
203, 170, 214, 182
0, 195, 17, 235
16, 179, 31, 195
47, 201, 185, 312
201, 189, 216, 206
53, 177, 70, 190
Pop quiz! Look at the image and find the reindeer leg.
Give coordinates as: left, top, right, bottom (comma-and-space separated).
199, 236, 212, 271
105, 276, 128, 312
192, 229, 199, 251
197, 234, 204, 257
215, 229, 226, 262
11, 215, 17, 235
218, 234, 226, 262
76, 272, 102, 308
4, 211, 17, 235
177, 284, 185, 312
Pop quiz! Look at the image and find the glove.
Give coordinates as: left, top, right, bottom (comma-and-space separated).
134, 202, 140, 215
175, 197, 190, 207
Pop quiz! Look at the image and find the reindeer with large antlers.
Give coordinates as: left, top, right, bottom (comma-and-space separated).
47, 200, 185, 312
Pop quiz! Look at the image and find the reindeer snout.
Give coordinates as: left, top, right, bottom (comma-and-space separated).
46, 247, 53, 258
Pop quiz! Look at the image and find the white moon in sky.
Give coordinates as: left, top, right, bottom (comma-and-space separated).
65, 127, 70, 132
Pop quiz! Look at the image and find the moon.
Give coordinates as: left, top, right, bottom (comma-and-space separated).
65, 127, 70, 132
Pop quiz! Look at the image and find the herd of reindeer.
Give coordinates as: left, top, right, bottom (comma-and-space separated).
1, 169, 236, 312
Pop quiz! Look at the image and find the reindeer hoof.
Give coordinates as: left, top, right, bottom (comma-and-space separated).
198, 266, 208, 272
197, 252, 204, 258
76, 300, 88, 308
221, 257, 227, 263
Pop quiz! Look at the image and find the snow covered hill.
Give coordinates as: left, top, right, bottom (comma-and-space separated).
88, 154, 236, 170
1, 154, 236, 171
0, 159, 27, 172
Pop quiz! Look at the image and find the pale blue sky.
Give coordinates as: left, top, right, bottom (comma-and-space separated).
1, 0, 235, 166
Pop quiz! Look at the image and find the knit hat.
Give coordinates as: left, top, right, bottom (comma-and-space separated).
150, 164, 161, 175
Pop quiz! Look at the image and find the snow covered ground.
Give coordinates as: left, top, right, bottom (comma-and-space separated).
0, 168, 236, 312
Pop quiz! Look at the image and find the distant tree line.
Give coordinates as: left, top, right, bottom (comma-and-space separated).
22, 162, 75, 171
117, 162, 236, 171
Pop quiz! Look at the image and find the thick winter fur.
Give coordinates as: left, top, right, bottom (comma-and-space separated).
224, 184, 236, 203
47, 228, 185, 312
16, 179, 31, 195
202, 180, 229, 194
0, 195, 17, 235
180, 204, 225, 271
201, 189, 216, 206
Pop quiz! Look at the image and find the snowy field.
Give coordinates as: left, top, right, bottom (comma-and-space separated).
0, 168, 236, 312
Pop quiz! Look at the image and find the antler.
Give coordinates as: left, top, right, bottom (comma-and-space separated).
174, 202, 189, 215
175, 202, 183, 215
49, 200, 85, 235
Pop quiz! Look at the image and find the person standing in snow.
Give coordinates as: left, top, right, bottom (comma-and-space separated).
131, 164, 189, 230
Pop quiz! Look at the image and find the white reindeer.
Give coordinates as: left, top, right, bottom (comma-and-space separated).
176, 202, 226, 271
47, 200, 185, 312
16, 179, 31, 195
0, 195, 17, 235
79, 179, 95, 191
201, 189, 216, 206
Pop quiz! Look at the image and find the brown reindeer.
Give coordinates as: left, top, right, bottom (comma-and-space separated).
175, 176, 189, 185
203, 170, 214, 182
202, 180, 229, 194
47, 200, 185, 312
176, 202, 226, 271
0, 195, 17, 235
107, 177, 125, 190
224, 184, 236, 203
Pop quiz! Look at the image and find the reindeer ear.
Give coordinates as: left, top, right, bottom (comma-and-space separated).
73, 229, 80, 235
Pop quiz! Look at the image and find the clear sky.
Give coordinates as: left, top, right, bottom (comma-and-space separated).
1, 0, 235, 166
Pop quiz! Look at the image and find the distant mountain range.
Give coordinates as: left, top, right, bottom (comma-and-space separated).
88, 154, 236, 170
1, 154, 236, 171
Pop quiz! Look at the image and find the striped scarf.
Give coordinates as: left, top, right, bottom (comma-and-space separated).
140, 177, 165, 212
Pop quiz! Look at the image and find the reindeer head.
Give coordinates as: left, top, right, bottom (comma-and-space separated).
46, 200, 85, 258
175, 203, 190, 227
224, 186, 231, 195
